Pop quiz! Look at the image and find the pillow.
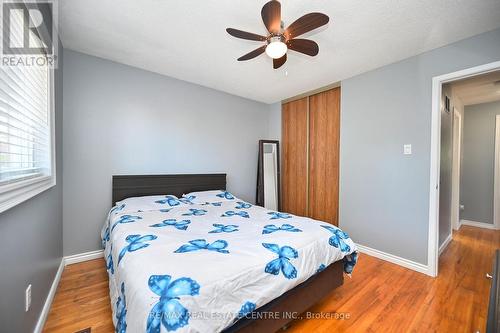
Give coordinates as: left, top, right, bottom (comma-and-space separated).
182, 190, 237, 204
111, 194, 185, 215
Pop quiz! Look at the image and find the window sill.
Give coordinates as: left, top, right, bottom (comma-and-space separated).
0, 176, 56, 214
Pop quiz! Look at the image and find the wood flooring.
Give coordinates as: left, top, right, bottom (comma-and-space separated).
44, 225, 499, 333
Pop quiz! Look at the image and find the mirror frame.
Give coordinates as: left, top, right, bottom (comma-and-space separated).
256, 139, 281, 210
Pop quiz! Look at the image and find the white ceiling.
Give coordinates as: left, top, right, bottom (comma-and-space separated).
451, 71, 500, 106
60, 0, 500, 104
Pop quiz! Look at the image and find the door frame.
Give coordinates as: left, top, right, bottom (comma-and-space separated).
428, 60, 500, 277
495, 115, 500, 229
451, 108, 462, 231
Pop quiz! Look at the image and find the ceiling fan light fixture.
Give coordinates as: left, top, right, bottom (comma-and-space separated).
226, 1, 329, 68
265, 36, 287, 59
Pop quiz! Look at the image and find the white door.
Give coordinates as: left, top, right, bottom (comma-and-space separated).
494, 115, 500, 228
451, 108, 462, 230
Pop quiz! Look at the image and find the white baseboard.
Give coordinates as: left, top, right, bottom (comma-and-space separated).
460, 219, 499, 230
356, 244, 430, 276
34, 249, 105, 332
64, 249, 104, 266
438, 234, 453, 256
34, 259, 64, 333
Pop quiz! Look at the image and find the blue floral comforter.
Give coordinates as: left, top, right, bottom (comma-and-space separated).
101, 191, 357, 333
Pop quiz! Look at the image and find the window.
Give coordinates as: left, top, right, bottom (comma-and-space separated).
0, 11, 55, 212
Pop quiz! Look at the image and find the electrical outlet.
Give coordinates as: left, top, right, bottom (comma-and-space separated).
460, 204, 465, 211
25, 284, 31, 312
403, 144, 412, 155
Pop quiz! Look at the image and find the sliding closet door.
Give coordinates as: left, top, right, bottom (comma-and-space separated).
308, 88, 340, 225
282, 97, 308, 216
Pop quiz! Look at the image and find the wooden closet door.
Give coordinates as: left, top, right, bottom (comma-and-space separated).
308, 88, 340, 225
281, 97, 308, 216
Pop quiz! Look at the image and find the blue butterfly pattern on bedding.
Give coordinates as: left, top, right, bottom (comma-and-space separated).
182, 208, 207, 216
262, 224, 302, 234
150, 219, 191, 230
110, 203, 125, 215
262, 243, 298, 279
343, 252, 358, 274
159, 208, 172, 213
267, 212, 292, 220
146, 274, 200, 332
106, 245, 114, 275
174, 239, 230, 254
235, 202, 252, 209
216, 191, 235, 200
209, 224, 239, 233
179, 196, 195, 205
238, 301, 256, 319
102, 226, 110, 247
111, 215, 143, 232
321, 225, 351, 252
115, 282, 127, 333
316, 264, 326, 274
155, 196, 181, 207
118, 234, 158, 264
221, 211, 249, 218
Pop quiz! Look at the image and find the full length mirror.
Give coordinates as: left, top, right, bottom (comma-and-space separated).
256, 140, 280, 210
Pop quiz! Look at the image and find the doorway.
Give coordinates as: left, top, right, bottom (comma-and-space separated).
429, 61, 500, 277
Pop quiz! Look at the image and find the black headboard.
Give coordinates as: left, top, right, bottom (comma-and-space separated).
112, 173, 226, 205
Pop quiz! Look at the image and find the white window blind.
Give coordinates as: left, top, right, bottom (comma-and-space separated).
0, 9, 53, 187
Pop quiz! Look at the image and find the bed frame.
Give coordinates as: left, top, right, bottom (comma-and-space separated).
112, 173, 227, 204
111, 173, 344, 332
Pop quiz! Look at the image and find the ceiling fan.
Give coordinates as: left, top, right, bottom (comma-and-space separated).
226, 0, 329, 69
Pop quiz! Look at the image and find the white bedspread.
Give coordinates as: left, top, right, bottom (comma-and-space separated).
101, 193, 357, 333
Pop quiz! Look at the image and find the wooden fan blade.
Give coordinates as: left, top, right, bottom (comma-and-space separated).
238, 45, 267, 61
226, 28, 267, 41
284, 13, 329, 39
287, 39, 319, 56
261, 0, 281, 34
273, 54, 287, 69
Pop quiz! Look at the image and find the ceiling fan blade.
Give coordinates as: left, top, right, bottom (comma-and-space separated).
261, 0, 281, 34
226, 28, 267, 41
284, 13, 329, 39
287, 39, 319, 56
238, 45, 267, 61
273, 54, 287, 69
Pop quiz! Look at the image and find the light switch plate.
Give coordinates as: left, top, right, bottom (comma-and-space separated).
403, 144, 412, 155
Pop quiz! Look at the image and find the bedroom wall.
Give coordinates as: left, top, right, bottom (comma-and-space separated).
340, 28, 500, 265
62, 50, 271, 256
460, 101, 500, 225
0, 43, 63, 332
267, 102, 281, 141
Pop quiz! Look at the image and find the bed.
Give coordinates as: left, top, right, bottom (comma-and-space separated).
102, 174, 358, 333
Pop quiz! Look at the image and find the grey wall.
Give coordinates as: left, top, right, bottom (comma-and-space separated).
340, 28, 500, 265
460, 100, 500, 224
438, 84, 453, 246
267, 102, 281, 141
0, 44, 63, 332
62, 50, 271, 256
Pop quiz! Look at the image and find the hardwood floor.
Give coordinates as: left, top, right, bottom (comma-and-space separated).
44, 226, 499, 333
43, 259, 114, 333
